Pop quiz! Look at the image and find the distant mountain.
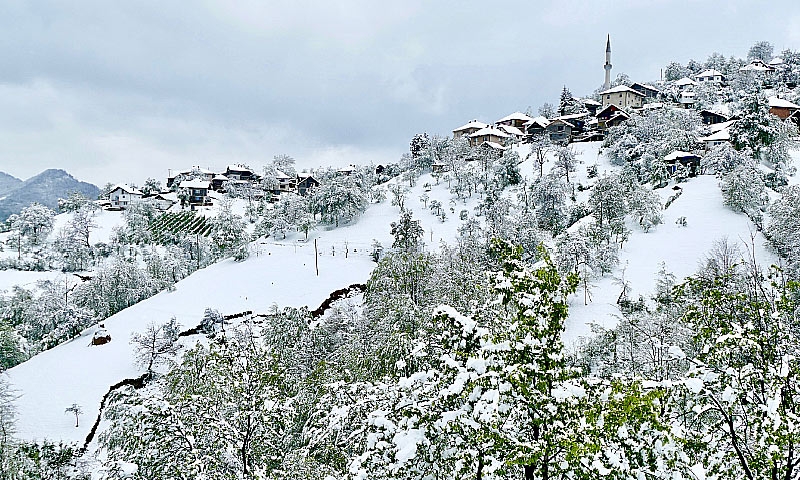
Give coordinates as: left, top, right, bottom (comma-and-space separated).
0, 169, 100, 222
0, 171, 23, 196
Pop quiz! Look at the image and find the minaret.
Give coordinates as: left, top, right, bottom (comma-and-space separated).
603, 34, 612, 90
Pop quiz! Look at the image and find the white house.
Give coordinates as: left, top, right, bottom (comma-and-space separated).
598, 85, 645, 109
673, 77, 697, 90
109, 184, 144, 209
739, 59, 775, 73
695, 69, 725, 84
699, 128, 731, 149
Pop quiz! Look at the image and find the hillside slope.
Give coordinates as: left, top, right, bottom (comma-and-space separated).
4, 142, 784, 448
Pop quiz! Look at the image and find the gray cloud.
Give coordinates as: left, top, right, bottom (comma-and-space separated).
0, 0, 798, 185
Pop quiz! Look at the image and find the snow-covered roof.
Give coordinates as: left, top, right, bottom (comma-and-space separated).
524, 116, 550, 128
226, 164, 253, 173
709, 119, 737, 133
498, 124, 524, 136
582, 98, 602, 106
664, 150, 700, 161
631, 82, 660, 92
275, 169, 293, 179
599, 85, 645, 96
642, 102, 665, 110
700, 128, 731, 142
496, 112, 533, 123
213, 174, 229, 181
739, 61, 774, 72
469, 126, 510, 138
111, 184, 143, 196
695, 69, 725, 78
704, 104, 731, 117
547, 118, 576, 128
768, 96, 800, 109
769, 57, 784, 66
554, 112, 589, 121
179, 179, 211, 189
171, 167, 215, 177
453, 120, 488, 132
673, 77, 697, 87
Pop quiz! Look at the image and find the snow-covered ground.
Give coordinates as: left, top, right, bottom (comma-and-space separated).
2, 141, 791, 447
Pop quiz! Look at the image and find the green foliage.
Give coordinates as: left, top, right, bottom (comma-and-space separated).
148, 211, 211, 244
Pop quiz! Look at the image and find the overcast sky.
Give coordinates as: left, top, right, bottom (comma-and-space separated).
1, 1, 799, 186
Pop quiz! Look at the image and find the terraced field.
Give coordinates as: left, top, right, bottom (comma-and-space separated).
148, 211, 211, 243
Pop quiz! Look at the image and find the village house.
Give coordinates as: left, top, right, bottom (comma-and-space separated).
296, 175, 320, 196
143, 192, 176, 211
678, 91, 696, 109
496, 112, 534, 130
224, 164, 256, 181
699, 128, 731, 150
210, 174, 229, 192
497, 124, 525, 141
630, 82, 661, 99
595, 104, 630, 130
274, 170, 297, 194
673, 77, 697, 90
663, 150, 701, 176
694, 69, 726, 84
524, 116, 551, 138
583, 98, 602, 116
167, 167, 215, 189
768, 96, 800, 120
545, 118, 575, 143
739, 59, 775, 74
699, 109, 729, 125
452, 120, 488, 139
599, 85, 645, 109
179, 179, 211, 206
337, 165, 356, 176
108, 184, 143, 209
553, 112, 589, 132
469, 125, 511, 147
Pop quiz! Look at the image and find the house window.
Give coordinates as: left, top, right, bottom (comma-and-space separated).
557, 126, 564, 131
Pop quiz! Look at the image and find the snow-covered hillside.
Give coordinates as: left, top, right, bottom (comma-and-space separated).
4, 141, 784, 449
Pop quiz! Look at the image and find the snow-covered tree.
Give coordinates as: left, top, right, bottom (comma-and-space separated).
558, 86, 585, 116
390, 211, 424, 254
311, 177, 368, 227
729, 88, 795, 163
273, 155, 296, 178
589, 174, 628, 227
131, 318, 181, 374
765, 185, 800, 274
533, 174, 570, 235
721, 165, 768, 221
671, 265, 800, 480
527, 134, 553, 178
747, 40, 774, 62
140, 177, 163, 196
102, 326, 293, 479
209, 200, 248, 260
553, 145, 577, 184
55, 204, 98, 271
702, 143, 754, 176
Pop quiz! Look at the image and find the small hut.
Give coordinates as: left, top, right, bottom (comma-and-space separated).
92, 324, 112, 346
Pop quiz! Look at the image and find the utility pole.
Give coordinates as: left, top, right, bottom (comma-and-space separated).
314, 238, 319, 276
